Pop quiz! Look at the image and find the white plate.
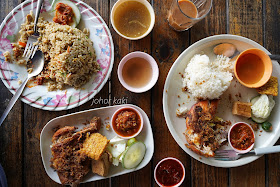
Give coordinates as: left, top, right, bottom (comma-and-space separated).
163, 34, 280, 168
0, 0, 114, 110
40, 104, 154, 184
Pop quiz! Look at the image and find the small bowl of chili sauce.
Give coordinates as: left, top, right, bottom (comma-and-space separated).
154, 157, 185, 187
111, 106, 144, 139
228, 122, 255, 153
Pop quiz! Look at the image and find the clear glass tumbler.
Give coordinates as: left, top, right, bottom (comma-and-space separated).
167, 0, 212, 31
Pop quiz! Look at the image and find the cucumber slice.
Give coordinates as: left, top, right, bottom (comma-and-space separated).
250, 95, 260, 105
251, 115, 267, 124
122, 141, 146, 169
51, 0, 81, 27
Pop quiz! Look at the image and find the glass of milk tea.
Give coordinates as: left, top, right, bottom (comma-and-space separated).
167, 0, 212, 31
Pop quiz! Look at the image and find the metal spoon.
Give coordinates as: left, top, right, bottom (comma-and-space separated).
213, 43, 280, 62
0, 50, 44, 126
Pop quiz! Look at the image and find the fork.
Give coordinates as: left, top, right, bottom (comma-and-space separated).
23, 0, 44, 59
215, 145, 280, 161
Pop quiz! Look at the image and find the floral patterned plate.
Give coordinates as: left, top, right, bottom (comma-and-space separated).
0, 0, 114, 111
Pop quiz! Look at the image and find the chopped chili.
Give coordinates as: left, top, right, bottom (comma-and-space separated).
230, 123, 255, 150
53, 3, 74, 25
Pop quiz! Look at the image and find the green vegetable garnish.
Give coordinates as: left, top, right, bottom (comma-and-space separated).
209, 123, 215, 127
214, 116, 223, 122
262, 121, 272, 131
127, 138, 137, 146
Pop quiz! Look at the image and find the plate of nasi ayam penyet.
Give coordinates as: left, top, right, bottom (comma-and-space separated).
40, 104, 154, 185
163, 34, 280, 168
0, 0, 114, 111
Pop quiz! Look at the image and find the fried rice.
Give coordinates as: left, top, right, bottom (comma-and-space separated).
7, 12, 99, 91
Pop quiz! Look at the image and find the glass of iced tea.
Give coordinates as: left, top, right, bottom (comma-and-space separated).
167, 0, 212, 31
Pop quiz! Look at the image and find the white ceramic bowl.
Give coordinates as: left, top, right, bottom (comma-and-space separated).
228, 122, 255, 153
118, 51, 159, 93
110, 0, 155, 40
154, 157, 185, 187
111, 106, 144, 139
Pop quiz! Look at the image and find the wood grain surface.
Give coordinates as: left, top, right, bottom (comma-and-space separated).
0, 1, 23, 187
0, 0, 279, 186
264, 0, 280, 186
229, 1, 266, 187
190, 1, 228, 186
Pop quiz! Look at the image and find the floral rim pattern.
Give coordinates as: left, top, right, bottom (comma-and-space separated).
0, 0, 114, 111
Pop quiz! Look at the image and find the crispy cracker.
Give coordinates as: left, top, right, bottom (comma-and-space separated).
256, 76, 278, 96
81, 133, 109, 160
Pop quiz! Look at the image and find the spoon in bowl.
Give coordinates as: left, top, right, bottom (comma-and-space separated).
0, 50, 44, 126
213, 43, 280, 61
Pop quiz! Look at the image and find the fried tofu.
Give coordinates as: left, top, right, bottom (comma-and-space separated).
81, 133, 109, 160
232, 101, 252, 118
256, 76, 278, 96
91, 151, 112, 177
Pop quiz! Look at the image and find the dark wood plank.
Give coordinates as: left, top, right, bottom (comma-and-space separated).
23, 0, 111, 186
265, 0, 280, 186
109, 0, 152, 186
0, 84, 23, 187
189, 0, 228, 186
151, 0, 191, 186
23, 107, 66, 187
228, 0, 266, 186
0, 0, 24, 186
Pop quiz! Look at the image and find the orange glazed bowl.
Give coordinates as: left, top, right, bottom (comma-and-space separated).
234, 48, 272, 88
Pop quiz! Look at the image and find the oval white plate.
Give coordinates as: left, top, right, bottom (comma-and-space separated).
0, 0, 114, 111
163, 34, 280, 168
40, 104, 154, 184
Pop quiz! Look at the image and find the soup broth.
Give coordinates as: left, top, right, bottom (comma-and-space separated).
236, 53, 265, 84
113, 1, 151, 38
122, 57, 152, 88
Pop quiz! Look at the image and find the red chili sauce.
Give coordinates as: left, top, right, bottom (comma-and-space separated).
53, 3, 74, 25
156, 159, 184, 186
112, 108, 141, 137
230, 123, 255, 150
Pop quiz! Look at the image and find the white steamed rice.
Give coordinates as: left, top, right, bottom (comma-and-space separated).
182, 54, 233, 100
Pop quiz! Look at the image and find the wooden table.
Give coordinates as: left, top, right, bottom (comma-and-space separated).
1, 0, 280, 186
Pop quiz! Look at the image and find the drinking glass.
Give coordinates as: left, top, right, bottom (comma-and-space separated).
167, 0, 212, 31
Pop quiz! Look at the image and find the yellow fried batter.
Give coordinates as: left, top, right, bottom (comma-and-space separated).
80, 133, 109, 160
257, 76, 278, 96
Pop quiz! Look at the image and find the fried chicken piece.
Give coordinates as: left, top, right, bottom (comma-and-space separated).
51, 136, 90, 186
52, 126, 77, 144
50, 117, 101, 186
185, 100, 230, 157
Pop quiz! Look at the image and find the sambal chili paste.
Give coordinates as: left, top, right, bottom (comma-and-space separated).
156, 159, 184, 186
53, 3, 74, 25
113, 108, 141, 137
230, 123, 254, 150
